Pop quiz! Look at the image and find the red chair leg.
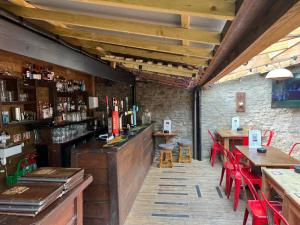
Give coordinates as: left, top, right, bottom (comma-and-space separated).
242, 208, 249, 225
233, 178, 242, 210
219, 166, 225, 186
225, 168, 231, 195
227, 178, 233, 199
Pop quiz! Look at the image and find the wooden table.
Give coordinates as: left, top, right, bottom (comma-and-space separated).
235, 145, 300, 167
153, 131, 177, 144
0, 175, 93, 225
216, 128, 248, 149
262, 168, 300, 225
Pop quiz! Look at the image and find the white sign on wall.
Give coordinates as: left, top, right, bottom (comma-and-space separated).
231, 117, 240, 131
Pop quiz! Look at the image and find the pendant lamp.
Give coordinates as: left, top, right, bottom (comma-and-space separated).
265, 68, 294, 80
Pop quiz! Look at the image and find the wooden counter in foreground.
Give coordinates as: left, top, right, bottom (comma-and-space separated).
0, 175, 93, 225
71, 124, 154, 225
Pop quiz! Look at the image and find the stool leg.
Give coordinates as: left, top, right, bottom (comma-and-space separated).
170, 152, 173, 168
188, 146, 192, 163
178, 146, 182, 163
159, 151, 163, 168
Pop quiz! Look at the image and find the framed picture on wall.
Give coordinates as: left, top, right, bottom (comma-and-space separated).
271, 73, 300, 108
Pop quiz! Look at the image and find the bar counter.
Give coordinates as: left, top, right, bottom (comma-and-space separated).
71, 124, 154, 225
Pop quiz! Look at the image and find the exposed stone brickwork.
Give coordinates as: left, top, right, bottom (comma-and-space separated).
201, 73, 300, 158
136, 81, 193, 157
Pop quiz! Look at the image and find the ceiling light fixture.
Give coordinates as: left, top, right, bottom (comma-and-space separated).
265, 68, 294, 80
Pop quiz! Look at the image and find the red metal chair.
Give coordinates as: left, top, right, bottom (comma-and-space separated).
262, 130, 275, 147
288, 142, 300, 156
240, 166, 268, 225
261, 192, 290, 225
232, 137, 248, 164
224, 147, 262, 211
240, 168, 283, 225
208, 130, 222, 167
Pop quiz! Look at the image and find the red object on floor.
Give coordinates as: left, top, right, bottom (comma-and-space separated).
208, 130, 222, 167
261, 192, 290, 225
222, 147, 262, 211
262, 129, 275, 146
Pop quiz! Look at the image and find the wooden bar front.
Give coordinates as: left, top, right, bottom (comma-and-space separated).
71, 124, 154, 225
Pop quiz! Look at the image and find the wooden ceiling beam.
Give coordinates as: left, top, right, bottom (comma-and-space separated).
101, 56, 198, 77
65, 38, 208, 66
181, 14, 190, 46
47, 27, 212, 58
70, 0, 235, 21
8, 0, 67, 28
0, 3, 220, 44
202, 0, 300, 86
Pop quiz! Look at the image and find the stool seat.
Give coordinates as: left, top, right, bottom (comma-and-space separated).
158, 143, 174, 150
177, 140, 191, 147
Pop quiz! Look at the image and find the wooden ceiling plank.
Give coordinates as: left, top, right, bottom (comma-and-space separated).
70, 0, 236, 21
202, 0, 300, 86
47, 27, 212, 58
101, 56, 198, 77
8, 0, 67, 28
0, 3, 220, 44
71, 39, 208, 66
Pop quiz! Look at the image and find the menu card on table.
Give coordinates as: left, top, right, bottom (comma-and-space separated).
248, 130, 262, 148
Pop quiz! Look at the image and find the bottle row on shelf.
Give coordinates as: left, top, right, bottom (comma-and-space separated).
22, 63, 86, 93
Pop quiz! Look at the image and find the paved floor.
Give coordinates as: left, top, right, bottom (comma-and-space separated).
125, 159, 252, 225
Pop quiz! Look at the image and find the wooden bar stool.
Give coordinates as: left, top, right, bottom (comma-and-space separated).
177, 140, 192, 163
158, 144, 174, 168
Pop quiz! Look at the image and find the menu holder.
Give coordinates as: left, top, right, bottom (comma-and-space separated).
0, 182, 64, 217
248, 130, 262, 149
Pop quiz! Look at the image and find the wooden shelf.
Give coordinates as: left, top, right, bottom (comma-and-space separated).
4, 118, 53, 126
57, 91, 88, 97
0, 101, 36, 105
0, 74, 21, 80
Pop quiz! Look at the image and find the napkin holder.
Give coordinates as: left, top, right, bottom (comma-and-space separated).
295, 165, 300, 173
257, 147, 267, 153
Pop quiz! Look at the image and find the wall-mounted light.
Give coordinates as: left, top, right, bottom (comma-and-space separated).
265, 68, 294, 80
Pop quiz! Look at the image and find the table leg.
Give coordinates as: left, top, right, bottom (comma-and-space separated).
224, 138, 229, 150
282, 196, 290, 225
262, 168, 271, 199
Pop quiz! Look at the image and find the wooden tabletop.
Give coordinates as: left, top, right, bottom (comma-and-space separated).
263, 168, 300, 207
216, 128, 248, 138
153, 131, 177, 137
236, 145, 300, 167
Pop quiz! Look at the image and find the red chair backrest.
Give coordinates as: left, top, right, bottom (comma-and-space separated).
208, 130, 217, 143
263, 130, 274, 146
222, 146, 239, 170
288, 142, 300, 156
261, 192, 290, 225
238, 166, 260, 201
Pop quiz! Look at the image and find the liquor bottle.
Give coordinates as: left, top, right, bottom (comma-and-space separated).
112, 98, 119, 136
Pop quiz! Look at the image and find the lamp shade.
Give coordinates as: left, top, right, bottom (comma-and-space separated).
265, 68, 294, 80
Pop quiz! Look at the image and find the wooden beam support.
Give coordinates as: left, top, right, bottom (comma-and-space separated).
101, 55, 198, 77
65, 38, 208, 66
0, 3, 220, 44
181, 14, 190, 46
70, 0, 236, 21
8, 0, 67, 28
47, 27, 212, 58
202, 0, 300, 86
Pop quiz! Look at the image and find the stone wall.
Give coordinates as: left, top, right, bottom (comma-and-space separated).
136, 81, 193, 152
95, 77, 132, 109
94, 79, 194, 156
201, 71, 300, 158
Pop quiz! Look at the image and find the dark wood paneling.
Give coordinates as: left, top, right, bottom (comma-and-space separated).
71, 124, 154, 225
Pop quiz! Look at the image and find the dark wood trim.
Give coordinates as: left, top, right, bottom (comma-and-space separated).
201, 0, 300, 86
